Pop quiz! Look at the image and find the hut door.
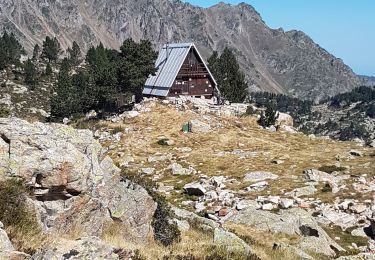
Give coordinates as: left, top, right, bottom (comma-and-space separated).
182, 83, 189, 94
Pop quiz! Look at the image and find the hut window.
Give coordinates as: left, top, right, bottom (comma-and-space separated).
208, 84, 212, 88
189, 78, 192, 81
205, 89, 208, 92
206, 81, 209, 84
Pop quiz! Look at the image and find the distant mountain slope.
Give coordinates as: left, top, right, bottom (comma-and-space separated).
0, 0, 361, 101
359, 75, 375, 86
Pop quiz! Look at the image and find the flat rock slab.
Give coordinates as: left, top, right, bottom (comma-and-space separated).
243, 171, 278, 182
226, 207, 344, 257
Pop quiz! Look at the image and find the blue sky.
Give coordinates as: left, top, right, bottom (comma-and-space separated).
184, 0, 375, 76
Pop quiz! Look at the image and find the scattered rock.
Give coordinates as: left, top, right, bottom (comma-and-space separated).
184, 183, 206, 196
85, 110, 97, 119
120, 156, 135, 167
195, 202, 206, 212
272, 159, 285, 165
210, 176, 226, 187
158, 138, 175, 146
236, 200, 259, 211
172, 207, 219, 231
246, 181, 269, 191
244, 171, 278, 182
218, 208, 229, 217
350, 227, 368, 238
287, 185, 317, 197
351, 204, 367, 214
204, 191, 218, 201
170, 162, 194, 175
268, 125, 277, 132
141, 168, 155, 175
349, 150, 363, 157
279, 198, 294, 209
122, 110, 139, 119
176, 147, 193, 153
190, 119, 212, 133
262, 203, 274, 211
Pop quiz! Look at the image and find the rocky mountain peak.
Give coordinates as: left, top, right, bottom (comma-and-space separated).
0, 0, 362, 101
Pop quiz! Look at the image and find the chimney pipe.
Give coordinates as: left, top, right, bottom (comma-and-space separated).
166, 41, 169, 60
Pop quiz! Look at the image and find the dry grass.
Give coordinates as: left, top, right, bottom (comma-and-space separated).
102, 101, 374, 205
103, 223, 267, 259
223, 222, 301, 260
101, 220, 306, 260
95, 100, 375, 256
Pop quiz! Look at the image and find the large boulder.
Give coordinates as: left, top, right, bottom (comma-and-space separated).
213, 228, 252, 254
0, 221, 14, 252
0, 118, 156, 242
276, 112, 294, 127
225, 205, 344, 257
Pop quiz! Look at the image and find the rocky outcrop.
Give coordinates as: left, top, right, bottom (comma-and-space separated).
226, 206, 344, 257
0, 118, 156, 242
33, 237, 120, 260
0, 222, 13, 252
0, 0, 361, 101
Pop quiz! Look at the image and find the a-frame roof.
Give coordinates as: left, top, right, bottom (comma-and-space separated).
143, 43, 218, 97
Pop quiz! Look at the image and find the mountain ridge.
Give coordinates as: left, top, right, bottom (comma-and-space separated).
0, 0, 362, 101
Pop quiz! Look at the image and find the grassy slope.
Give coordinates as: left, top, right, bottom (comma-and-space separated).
92, 101, 374, 258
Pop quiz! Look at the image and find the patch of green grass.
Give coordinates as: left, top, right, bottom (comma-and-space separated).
0, 105, 10, 117
322, 225, 369, 251
0, 179, 46, 254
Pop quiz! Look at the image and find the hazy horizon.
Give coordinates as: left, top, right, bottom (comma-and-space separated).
184, 0, 375, 77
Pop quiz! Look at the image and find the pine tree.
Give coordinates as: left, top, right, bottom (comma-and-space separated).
85, 43, 117, 110
24, 59, 37, 89
41, 36, 61, 62
71, 70, 95, 113
0, 32, 24, 67
258, 101, 278, 128
208, 47, 248, 103
45, 63, 53, 76
68, 41, 82, 66
0, 39, 6, 70
117, 39, 157, 101
32, 44, 40, 61
50, 58, 76, 119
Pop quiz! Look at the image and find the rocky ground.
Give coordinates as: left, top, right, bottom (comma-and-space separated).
0, 97, 374, 259
90, 97, 375, 259
298, 102, 375, 146
0, 66, 53, 121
